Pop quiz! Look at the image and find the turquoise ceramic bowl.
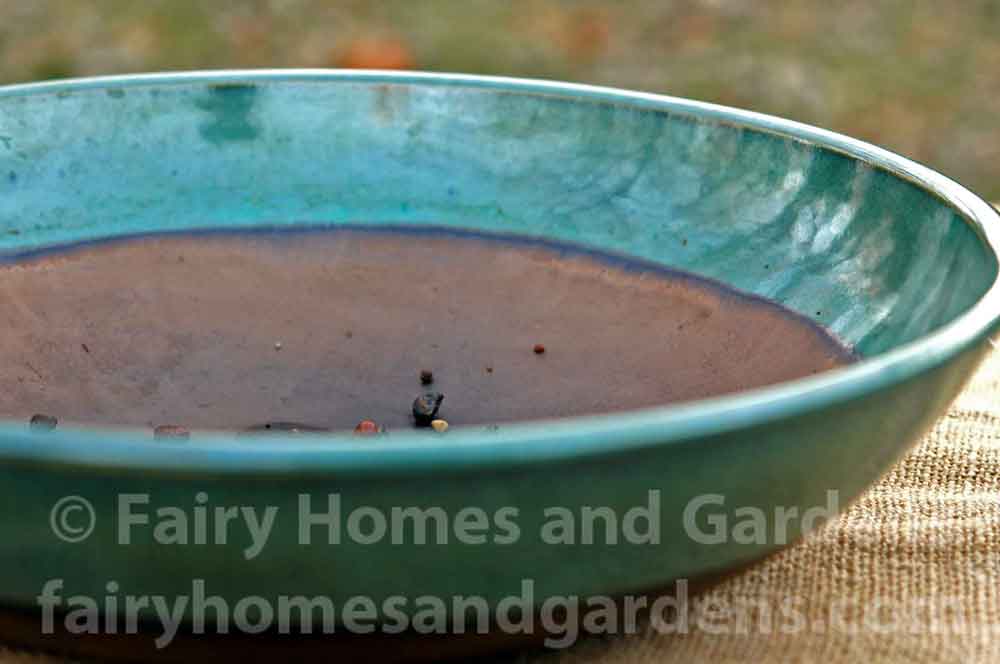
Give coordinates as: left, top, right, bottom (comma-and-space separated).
1, 71, 999, 625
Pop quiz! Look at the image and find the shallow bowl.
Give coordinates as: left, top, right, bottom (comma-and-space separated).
1, 71, 999, 641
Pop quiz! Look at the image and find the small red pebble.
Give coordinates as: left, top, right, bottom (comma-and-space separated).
533, 343, 546, 354
354, 420, 380, 436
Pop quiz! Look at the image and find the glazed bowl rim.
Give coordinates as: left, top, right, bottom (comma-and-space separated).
0, 69, 998, 476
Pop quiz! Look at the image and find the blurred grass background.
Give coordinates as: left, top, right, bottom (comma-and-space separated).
2, 0, 999, 198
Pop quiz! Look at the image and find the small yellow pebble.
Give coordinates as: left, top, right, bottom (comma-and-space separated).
430, 419, 449, 433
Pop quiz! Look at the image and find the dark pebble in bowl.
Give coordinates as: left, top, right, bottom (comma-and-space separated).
29, 414, 57, 432
412, 392, 445, 427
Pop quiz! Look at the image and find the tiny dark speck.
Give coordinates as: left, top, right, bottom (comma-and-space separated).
447, 186, 457, 196
7, 171, 15, 183
681, 238, 688, 246
816, 311, 822, 316
106, 88, 125, 99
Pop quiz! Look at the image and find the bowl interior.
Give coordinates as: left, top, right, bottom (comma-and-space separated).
1, 74, 995, 364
